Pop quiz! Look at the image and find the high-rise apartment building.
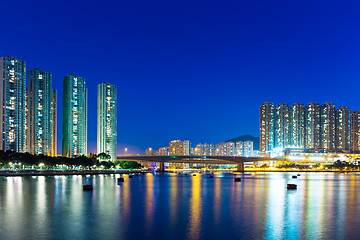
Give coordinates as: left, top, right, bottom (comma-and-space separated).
243, 141, 253, 157
62, 74, 88, 157
203, 143, 215, 156
146, 147, 156, 155
157, 147, 169, 155
51, 89, 57, 156
289, 103, 305, 148
352, 110, 360, 152
335, 107, 352, 151
260, 102, 275, 152
236, 141, 244, 156
169, 140, 190, 155
320, 102, 336, 151
194, 143, 204, 155
27, 68, 53, 155
275, 103, 290, 149
0, 56, 27, 152
305, 102, 321, 150
97, 82, 117, 161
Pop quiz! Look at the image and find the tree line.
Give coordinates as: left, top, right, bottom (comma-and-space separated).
0, 151, 141, 169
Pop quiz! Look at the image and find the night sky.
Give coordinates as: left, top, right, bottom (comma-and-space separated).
2, 0, 360, 154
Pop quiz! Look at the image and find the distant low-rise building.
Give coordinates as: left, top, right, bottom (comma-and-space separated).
169, 140, 191, 155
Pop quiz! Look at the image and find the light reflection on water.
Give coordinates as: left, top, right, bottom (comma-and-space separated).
1, 173, 360, 239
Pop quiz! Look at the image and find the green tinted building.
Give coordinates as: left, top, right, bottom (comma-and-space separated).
97, 82, 117, 161
0, 56, 27, 152
62, 74, 87, 157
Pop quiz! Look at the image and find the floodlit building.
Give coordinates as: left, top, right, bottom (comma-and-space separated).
27, 68, 54, 155
305, 102, 321, 150
62, 74, 88, 158
97, 82, 117, 161
353, 110, 360, 152
146, 147, 156, 155
260, 102, 275, 152
203, 143, 215, 155
275, 103, 290, 149
51, 89, 57, 156
194, 143, 204, 155
243, 141, 253, 157
289, 103, 305, 148
336, 107, 352, 151
0, 56, 27, 152
320, 102, 336, 151
236, 141, 244, 156
157, 147, 169, 155
169, 140, 191, 155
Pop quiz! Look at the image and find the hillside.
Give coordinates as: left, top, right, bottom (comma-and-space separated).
225, 135, 260, 150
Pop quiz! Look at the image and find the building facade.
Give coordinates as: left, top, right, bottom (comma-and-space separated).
51, 89, 57, 156
62, 74, 88, 157
243, 141, 253, 157
320, 102, 336, 151
352, 110, 360, 152
305, 102, 321, 150
275, 103, 290, 149
0, 56, 27, 152
289, 103, 305, 148
27, 68, 53, 155
336, 107, 352, 151
97, 82, 117, 161
169, 140, 190, 155
260, 102, 275, 152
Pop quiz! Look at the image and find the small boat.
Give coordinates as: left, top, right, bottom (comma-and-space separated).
117, 177, 124, 182
287, 184, 297, 190
129, 175, 133, 178
292, 176, 297, 179
297, 174, 300, 176
209, 175, 214, 178
83, 185, 93, 191
234, 178, 241, 182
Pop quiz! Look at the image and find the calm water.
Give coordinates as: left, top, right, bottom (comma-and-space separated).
1, 172, 360, 240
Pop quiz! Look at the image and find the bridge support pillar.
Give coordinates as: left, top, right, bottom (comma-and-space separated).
237, 162, 244, 172
159, 162, 165, 172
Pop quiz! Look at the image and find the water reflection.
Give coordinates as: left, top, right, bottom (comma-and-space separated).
1, 173, 360, 239
187, 175, 202, 239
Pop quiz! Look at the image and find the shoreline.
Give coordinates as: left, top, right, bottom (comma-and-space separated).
0, 170, 145, 177
1, 169, 360, 177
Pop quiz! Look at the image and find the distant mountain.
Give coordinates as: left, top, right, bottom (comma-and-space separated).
225, 135, 260, 150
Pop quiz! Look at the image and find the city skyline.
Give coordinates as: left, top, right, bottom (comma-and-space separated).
4, 55, 360, 156
260, 101, 360, 153
3, 0, 360, 154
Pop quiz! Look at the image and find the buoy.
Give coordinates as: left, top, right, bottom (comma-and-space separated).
292, 176, 297, 179
129, 175, 133, 178
234, 178, 241, 182
83, 185, 93, 191
117, 177, 124, 182
209, 175, 214, 178
287, 184, 297, 190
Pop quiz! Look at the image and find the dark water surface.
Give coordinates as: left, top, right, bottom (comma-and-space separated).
1, 172, 360, 240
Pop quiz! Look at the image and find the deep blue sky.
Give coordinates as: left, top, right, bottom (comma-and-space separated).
2, 0, 360, 154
